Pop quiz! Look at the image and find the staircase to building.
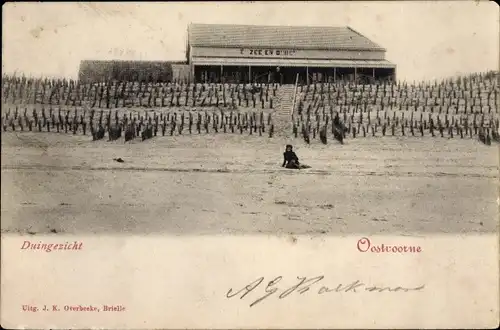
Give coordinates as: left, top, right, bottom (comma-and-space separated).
273, 84, 296, 136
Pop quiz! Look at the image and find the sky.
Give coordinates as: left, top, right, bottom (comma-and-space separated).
2, 1, 499, 82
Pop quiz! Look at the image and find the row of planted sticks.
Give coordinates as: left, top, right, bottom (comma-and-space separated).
6, 79, 496, 108
3, 106, 498, 146
3, 70, 495, 88
297, 91, 498, 111
1, 107, 276, 141
3, 71, 496, 108
2, 80, 280, 109
291, 112, 500, 146
3, 71, 495, 99
298, 71, 498, 93
298, 80, 498, 96
297, 100, 498, 118
295, 107, 497, 128
2, 76, 281, 91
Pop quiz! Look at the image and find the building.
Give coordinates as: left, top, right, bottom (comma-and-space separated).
78, 23, 396, 84
78, 60, 187, 84
187, 23, 396, 84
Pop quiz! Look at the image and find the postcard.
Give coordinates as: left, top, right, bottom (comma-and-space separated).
1, 1, 499, 329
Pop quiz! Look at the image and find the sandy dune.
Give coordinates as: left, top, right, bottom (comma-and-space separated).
1, 132, 498, 236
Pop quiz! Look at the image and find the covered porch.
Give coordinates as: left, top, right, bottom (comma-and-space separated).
191, 58, 396, 84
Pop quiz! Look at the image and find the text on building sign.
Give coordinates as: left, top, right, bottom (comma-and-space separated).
241, 49, 297, 56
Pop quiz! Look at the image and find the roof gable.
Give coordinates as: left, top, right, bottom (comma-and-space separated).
188, 23, 385, 51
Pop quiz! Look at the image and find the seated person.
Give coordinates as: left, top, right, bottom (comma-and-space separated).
282, 144, 301, 169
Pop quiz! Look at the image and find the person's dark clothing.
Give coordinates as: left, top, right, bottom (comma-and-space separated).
333, 115, 340, 126
283, 151, 299, 168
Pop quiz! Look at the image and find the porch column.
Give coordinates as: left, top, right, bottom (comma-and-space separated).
372, 68, 375, 79
354, 67, 357, 82
249, 66, 252, 84
220, 65, 224, 83
306, 66, 309, 85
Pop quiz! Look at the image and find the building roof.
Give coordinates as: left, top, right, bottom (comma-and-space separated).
188, 23, 385, 51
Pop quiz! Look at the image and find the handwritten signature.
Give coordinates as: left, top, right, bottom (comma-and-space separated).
226, 276, 425, 307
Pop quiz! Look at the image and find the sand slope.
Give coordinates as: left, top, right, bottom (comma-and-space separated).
1, 132, 498, 235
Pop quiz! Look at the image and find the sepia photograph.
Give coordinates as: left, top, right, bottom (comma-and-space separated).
2, 2, 498, 237
1, 1, 499, 329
